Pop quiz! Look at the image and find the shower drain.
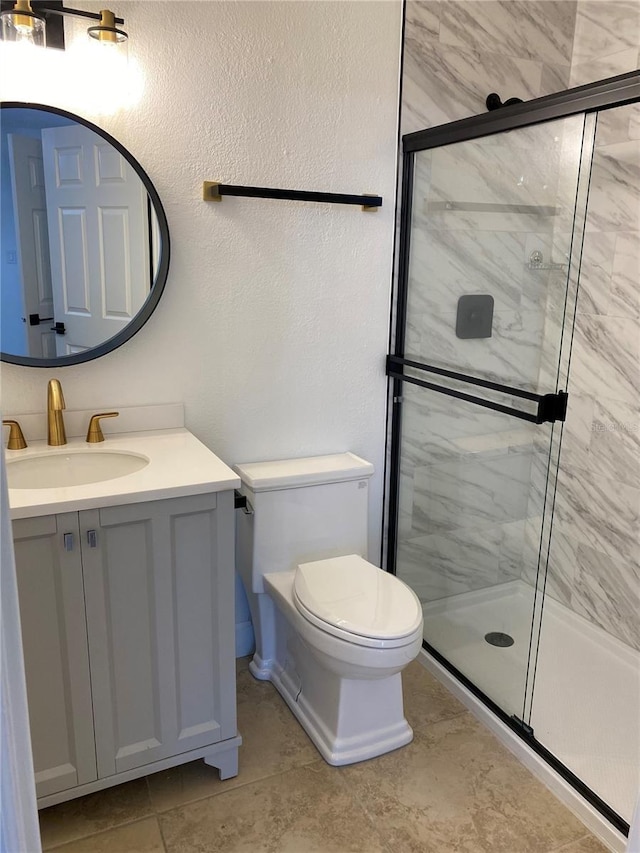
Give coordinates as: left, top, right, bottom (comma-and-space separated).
485, 631, 515, 647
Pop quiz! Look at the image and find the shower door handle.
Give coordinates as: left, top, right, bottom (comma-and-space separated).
386, 356, 568, 425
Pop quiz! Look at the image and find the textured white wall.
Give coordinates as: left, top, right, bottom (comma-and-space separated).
1, 1, 403, 560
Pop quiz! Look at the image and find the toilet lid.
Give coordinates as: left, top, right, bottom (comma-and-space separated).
293, 554, 422, 642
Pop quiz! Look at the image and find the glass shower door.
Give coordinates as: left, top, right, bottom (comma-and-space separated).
389, 111, 595, 722
528, 100, 640, 827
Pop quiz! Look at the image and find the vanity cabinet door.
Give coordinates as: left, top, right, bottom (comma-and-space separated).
12, 514, 97, 798
80, 492, 237, 778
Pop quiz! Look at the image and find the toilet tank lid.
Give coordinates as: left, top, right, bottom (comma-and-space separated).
234, 452, 374, 492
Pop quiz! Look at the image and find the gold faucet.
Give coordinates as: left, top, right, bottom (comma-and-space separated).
47, 379, 67, 446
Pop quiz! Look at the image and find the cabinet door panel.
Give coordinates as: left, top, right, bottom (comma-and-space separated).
81, 494, 235, 778
173, 507, 223, 744
171, 492, 236, 748
13, 514, 97, 798
81, 508, 164, 778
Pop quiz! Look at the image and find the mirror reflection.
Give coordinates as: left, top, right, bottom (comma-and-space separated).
1, 106, 163, 361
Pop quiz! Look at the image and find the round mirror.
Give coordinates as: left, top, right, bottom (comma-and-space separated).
1, 102, 170, 367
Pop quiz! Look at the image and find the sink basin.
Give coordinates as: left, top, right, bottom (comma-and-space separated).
7, 450, 150, 490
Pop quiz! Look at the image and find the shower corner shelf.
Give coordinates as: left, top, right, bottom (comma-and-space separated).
527, 262, 567, 271
425, 200, 560, 216
527, 250, 567, 271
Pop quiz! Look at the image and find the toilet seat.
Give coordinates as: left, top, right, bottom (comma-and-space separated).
293, 555, 423, 650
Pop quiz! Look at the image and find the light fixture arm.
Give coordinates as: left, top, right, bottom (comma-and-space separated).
29, 4, 124, 25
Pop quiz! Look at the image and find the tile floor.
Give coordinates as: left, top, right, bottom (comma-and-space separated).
38, 658, 610, 853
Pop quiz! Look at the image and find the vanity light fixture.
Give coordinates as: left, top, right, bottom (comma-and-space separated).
0, 1, 127, 49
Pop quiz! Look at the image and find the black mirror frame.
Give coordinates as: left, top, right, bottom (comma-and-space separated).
0, 101, 171, 368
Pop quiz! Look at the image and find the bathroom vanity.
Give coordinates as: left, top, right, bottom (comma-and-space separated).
6, 411, 241, 808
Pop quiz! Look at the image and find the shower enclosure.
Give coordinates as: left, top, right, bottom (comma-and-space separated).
386, 71, 640, 836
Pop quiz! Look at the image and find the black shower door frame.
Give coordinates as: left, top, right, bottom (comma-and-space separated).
384, 69, 640, 836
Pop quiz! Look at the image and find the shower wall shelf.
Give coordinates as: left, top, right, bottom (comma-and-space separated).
425, 201, 559, 216
528, 250, 567, 271
203, 182, 382, 210
527, 262, 567, 271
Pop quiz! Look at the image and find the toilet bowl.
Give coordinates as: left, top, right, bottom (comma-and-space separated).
265, 555, 423, 675
234, 453, 424, 766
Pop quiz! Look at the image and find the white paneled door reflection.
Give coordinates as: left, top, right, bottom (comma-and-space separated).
7, 134, 56, 358
41, 124, 151, 355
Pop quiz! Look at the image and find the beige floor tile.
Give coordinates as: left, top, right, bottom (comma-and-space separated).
147, 665, 318, 812
236, 666, 318, 773
550, 836, 611, 852
37, 659, 611, 853
340, 712, 589, 853
159, 762, 387, 853
146, 759, 238, 814
235, 655, 252, 675
43, 817, 165, 853
39, 779, 154, 850
402, 659, 467, 732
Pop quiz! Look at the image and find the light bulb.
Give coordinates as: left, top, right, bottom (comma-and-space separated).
0, 0, 46, 48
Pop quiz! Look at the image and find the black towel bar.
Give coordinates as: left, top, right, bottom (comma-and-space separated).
203, 182, 381, 210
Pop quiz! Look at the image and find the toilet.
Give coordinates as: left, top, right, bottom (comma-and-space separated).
234, 452, 423, 766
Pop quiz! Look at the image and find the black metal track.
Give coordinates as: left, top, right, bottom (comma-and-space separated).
385, 143, 415, 576
208, 183, 382, 208
379, 0, 410, 573
404, 70, 640, 152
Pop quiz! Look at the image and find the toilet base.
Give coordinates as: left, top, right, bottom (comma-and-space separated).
248, 651, 274, 682
249, 637, 414, 766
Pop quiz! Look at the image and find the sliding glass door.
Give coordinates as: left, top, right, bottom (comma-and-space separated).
388, 110, 594, 724
527, 99, 640, 826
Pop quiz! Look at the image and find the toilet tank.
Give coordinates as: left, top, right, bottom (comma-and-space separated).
234, 453, 374, 594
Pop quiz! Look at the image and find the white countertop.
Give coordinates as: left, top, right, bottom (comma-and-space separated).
6, 428, 240, 519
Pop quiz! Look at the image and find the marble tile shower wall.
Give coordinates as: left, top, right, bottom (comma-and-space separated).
398, 2, 639, 634
402, 0, 577, 137
521, 3, 640, 649
397, 383, 540, 602
541, 101, 640, 652
397, 1, 579, 602
518, 117, 589, 596
570, 0, 640, 87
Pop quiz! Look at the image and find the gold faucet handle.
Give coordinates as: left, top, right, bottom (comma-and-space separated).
86, 412, 119, 443
3, 419, 28, 450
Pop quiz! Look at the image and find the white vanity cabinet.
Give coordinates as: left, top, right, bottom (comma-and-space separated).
12, 490, 240, 807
